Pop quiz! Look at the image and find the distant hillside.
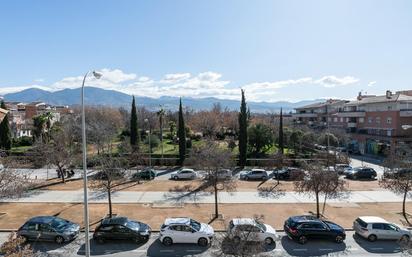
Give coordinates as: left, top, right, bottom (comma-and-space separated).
3, 87, 322, 113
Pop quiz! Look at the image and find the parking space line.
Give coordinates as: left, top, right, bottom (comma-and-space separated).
293, 248, 307, 251
186, 249, 202, 252
319, 248, 333, 251
160, 249, 175, 252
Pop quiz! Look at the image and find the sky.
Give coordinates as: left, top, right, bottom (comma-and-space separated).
1, 0, 412, 102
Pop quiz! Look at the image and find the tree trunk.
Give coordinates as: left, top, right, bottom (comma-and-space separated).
315, 192, 320, 218
108, 188, 112, 218
403, 189, 410, 225
58, 166, 65, 183
214, 176, 219, 218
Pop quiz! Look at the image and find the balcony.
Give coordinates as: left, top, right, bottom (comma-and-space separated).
400, 109, 412, 117
337, 111, 365, 118
292, 113, 317, 118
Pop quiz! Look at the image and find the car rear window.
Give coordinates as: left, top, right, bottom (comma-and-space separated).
355, 218, 368, 228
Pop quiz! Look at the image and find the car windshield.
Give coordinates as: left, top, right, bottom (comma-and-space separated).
190, 219, 201, 231
50, 218, 69, 231
126, 220, 140, 231
255, 221, 266, 232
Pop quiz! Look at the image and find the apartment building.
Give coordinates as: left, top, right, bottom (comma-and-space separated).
293, 90, 412, 156
4, 102, 69, 138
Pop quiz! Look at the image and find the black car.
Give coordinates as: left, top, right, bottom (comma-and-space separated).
93, 216, 151, 244
284, 215, 346, 244
344, 167, 377, 179
133, 168, 156, 180
272, 167, 305, 181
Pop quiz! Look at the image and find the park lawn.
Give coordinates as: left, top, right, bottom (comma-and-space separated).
10, 146, 32, 154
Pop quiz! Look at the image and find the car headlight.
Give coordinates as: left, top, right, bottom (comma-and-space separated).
140, 230, 150, 236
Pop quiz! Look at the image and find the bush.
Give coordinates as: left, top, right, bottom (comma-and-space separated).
12, 136, 33, 147
144, 134, 160, 148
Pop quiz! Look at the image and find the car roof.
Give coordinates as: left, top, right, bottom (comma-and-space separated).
101, 216, 129, 226
251, 169, 266, 172
358, 216, 388, 223
231, 218, 257, 226
289, 215, 319, 223
164, 217, 190, 226
27, 216, 60, 224
180, 168, 194, 172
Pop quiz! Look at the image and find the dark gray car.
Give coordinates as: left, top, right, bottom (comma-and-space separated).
17, 216, 80, 244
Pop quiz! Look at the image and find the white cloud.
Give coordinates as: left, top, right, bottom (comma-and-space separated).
367, 81, 377, 87
0, 69, 362, 102
315, 75, 359, 88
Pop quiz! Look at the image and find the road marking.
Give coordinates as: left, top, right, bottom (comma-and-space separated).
319, 248, 333, 251
186, 249, 202, 252
293, 248, 307, 251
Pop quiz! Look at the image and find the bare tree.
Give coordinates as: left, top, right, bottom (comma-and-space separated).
0, 232, 35, 257
0, 158, 32, 199
294, 163, 346, 218
90, 155, 126, 218
380, 145, 412, 225
187, 142, 236, 219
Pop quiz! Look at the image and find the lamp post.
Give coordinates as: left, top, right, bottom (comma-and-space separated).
81, 70, 102, 257
144, 118, 152, 179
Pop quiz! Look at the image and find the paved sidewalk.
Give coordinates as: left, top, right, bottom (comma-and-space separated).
1, 190, 408, 204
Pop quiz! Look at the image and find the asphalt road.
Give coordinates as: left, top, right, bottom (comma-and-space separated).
1, 231, 410, 257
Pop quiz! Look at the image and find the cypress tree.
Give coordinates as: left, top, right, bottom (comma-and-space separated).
130, 96, 139, 150
0, 101, 11, 151
178, 98, 186, 165
238, 89, 248, 167
279, 107, 284, 155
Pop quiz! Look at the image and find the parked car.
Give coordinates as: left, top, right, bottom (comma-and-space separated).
335, 164, 352, 174
170, 168, 197, 180
239, 169, 268, 180
159, 217, 214, 246
272, 167, 305, 181
353, 216, 411, 242
133, 168, 157, 180
383, 168, 412, 179
17, 216, 80, 244
284, 215, 346, 244
344, 167, 377, 179
227, 218, 279, 245
206, 169, 232, 180
93, 216, 151, 244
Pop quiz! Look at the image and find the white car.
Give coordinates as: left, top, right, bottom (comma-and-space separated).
206, 169, 232, 180
159, 217, 214, 246
353, 216, 411, 242
170, 168, 197, 180
227, 218, 279, 245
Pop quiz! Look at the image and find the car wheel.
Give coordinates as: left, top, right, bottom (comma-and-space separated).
198, 237, 208, 247
162, 237, 173, 246
264, 237, 273, 245
95, 237, 105, 244
191, 175, 195, 179
335, 235, 344, 243
20, 235, 29, 243
55, 235, 65, 244
245, 176, 249, 181
173, 176, 179, 180
368, 234, 377, 242
298, 235, 307, 244
400, 235, 410, 243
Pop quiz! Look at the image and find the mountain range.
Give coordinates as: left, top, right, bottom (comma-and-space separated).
2, 87, 321, 113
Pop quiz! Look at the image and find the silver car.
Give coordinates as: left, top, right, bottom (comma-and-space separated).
170, 168, 197, 180
17, 216, 80, 244
239, 169, 268, 180
353, 216, 411, 242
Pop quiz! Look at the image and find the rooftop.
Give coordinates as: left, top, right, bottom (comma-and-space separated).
358, 216, 388, 223
164, 217, 190, 226
101, 216, 129, 225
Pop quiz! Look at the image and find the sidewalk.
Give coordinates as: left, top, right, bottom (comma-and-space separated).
1, 190, 409, 204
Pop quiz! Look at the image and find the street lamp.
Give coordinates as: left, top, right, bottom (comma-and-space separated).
81, 70, 102, 257
144, 118, 152, 171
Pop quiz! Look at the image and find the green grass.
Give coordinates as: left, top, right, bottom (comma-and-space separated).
11, 145, 32, 154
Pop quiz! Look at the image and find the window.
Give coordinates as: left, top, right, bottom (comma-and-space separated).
359, 118, 364, 123
334, 117, 338, 122
376, 117, 381, 124
387, 117, 392, 124
368, 117, 373, 124
346, 118, 349, 122
182, 225, 193, 232
98, 225, 114, 231
340, 117, 343, 122
24, 223, 37, 231
39, 224, 53, 232
372, 223, 384, 230
383, 224, 398, 231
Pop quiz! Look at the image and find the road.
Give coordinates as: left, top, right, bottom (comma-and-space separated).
0, 231, 409, 257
